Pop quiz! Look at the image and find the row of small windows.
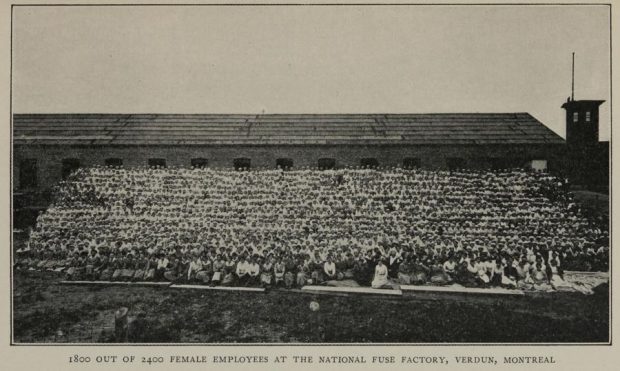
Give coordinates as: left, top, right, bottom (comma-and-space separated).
18, 157, 425, 188
19, 157, 545, 189
573, 111, 592, 123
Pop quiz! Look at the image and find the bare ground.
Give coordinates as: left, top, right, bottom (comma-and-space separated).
12, 271, 609, 343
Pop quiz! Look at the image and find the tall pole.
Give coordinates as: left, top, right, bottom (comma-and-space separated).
572, 52, 575, 101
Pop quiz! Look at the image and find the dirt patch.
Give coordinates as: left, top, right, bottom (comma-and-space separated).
12, 271, 609, 343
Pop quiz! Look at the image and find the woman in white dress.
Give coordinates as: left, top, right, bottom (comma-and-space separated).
371, 260, 389, 289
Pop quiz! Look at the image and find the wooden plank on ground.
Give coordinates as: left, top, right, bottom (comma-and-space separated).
301, 285, 402, 296
60, 281, 171, 287
170, 284, 265, 292
400, 284, 524, 296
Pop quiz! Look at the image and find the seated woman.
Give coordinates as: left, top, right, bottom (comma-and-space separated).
211, 255, 225, 286
274, 257, 286, 287
548, 259, 571, 291
247, 256, 261, 286
163, 255, 180, 282
296, 257, 310, 287
111, 254, 124, 281
352, 258, 371, 286
99, 253, 115, 281
515, 258, 532, 288
411, 256, 430, 285
64, 252, 81, 281
195, 255, 212, 284
187, 254, 204, 282
132, 253, 149, 281
121, 253, 136, 281
284, 254, 297, 287
143, 254, 157, 281
92, 253, 108, 280
323, 256, 337, 282
221, 264, 236, 286
490, 259, 504, 287
454, 260, 477, 287
442, 256, 457, 281
235, 255, 250, 286
371, 259, 390, 289
260, 256, 273, 287
85, 250, 100, 281
341, 253, 356, 280
429, 261, 451, 285
397, 255, 414, 284
530, 261, 551, 291
155, 253, 169, 281
502, 258, 518, 288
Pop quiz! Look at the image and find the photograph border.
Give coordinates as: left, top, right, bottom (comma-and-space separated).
8, 1, 613, 347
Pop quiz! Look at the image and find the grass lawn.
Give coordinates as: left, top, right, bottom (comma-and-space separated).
12, 271, 609, 343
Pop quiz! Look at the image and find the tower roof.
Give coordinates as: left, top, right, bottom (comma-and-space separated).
561, 99, 605, 109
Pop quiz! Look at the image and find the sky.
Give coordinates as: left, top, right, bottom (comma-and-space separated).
12, 5, 611, 140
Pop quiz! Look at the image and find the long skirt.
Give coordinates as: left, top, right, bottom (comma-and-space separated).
284, 272, 295, 288
112, 269, 123, 280
260, 272, 272, 286
311, 270, 323, 284
371, 274, 389, 289
164, 270, 178, 282
398, 272, 412, 285
99, 268, 113, 281
144, 268, 155, 281
212, 271, 222, 284
196, 271, 211, 284
221, 272, 235, 286
121, 269, 135, 280
65, 267, 76, 278
296, 272, 307, 287
73, 267, 86, 281
133, 269, 145, 281
551, 274, 572, 291
430, 272, 451, 285
412, 272, 428, 285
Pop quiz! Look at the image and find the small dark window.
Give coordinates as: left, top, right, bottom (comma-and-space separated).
62, 158, 80, 180
492, 157, 528, 170
233, 158, 251, 170
19, 159, 37, 188
148, 158, 166, 168
446, 157, 466, 170
318, 158, 336, 170
276, 158, 293, 170
573, 112, 579, 122
191, 158, 209, 168
403, 158, 421, 169
360, 158, 379, 169
105, 158, 123, 167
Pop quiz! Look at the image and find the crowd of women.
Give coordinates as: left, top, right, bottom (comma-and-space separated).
14, 165, 609, 291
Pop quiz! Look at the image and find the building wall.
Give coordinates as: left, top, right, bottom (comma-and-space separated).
13, 143, 563, 192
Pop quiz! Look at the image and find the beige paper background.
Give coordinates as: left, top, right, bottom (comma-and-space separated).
1, 1, 617, 370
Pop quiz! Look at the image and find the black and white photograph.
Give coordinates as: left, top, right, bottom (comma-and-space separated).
10, 3, 611, 345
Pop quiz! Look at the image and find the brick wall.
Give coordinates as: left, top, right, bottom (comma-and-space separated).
13, 143, 564, 192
